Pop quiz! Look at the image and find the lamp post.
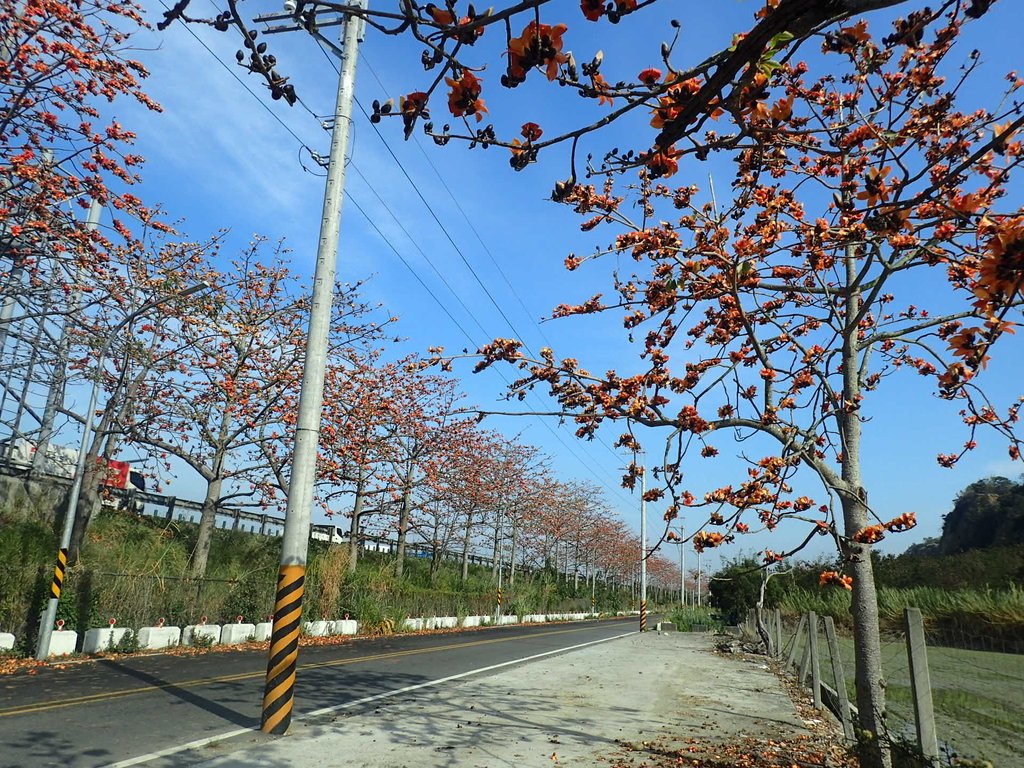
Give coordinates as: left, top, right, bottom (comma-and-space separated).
35, 282, 210, 660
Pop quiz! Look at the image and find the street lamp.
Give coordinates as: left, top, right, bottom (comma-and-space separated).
35, 281, 211, 660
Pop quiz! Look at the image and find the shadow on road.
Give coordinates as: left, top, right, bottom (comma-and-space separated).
101, 660, 259, 730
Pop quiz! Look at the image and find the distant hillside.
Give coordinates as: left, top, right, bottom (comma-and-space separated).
940, 475, 1024, 554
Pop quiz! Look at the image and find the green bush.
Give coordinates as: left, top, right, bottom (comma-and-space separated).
707, 557, 787, 625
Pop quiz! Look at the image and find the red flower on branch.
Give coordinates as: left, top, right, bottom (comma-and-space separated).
446, 71, 487, 120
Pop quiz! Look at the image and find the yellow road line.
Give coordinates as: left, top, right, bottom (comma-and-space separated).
0, 624, 603, 718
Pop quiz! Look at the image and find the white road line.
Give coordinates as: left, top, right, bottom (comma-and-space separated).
101, 630, 635, 768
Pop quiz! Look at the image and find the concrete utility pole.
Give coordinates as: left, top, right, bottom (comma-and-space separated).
639, 466, 647, 632
259, 0, 364, 736
35, 281, 209, 660
677, 528, 685, 607
696, 550, 702, 608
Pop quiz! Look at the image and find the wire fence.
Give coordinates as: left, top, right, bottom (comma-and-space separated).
781, 611, 1024, 767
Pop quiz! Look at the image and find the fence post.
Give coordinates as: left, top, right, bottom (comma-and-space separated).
904, 607, 939, 763
165, 496, 176, 522
798, 624, 812, 685
808, 611, 822, 709
773, 608, 783, 660
823, 616, 854, 740
787, 614, 807, 670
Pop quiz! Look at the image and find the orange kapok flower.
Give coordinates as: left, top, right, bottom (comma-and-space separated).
445, 71, 487, 120
646, 145, 680, 179
638, 68, 662, 86
580, 0, 604, 21
819, 571, 854, 590
521, 121, 543, 141
507, 21, 568, 84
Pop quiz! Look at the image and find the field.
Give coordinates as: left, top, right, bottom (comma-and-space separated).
786, 622, 1024, 767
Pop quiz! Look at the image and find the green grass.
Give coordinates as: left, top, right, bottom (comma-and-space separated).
0, 508, 636, 650
780, 586, 1024, 653
664, 605, 724, 632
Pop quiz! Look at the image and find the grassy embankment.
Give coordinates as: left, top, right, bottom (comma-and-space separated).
0, 506, 633, 655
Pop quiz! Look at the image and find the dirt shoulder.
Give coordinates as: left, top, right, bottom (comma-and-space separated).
184, 631, 849, 768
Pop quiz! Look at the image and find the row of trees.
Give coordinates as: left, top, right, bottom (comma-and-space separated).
159, 1, 1024, 765
0, 0, 679, 595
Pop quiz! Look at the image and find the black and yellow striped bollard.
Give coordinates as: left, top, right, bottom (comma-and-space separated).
50, 548, 68, 599
261, 564, 306, 734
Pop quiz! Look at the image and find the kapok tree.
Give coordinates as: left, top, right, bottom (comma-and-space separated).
158, 1, 1019, 762
472, 7, 1024, 762
123, 242, 382, 578
311, 351, 407, 574
1, 0, 162, 318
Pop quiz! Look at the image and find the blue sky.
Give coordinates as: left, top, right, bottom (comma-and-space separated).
102, 0, 1024, 572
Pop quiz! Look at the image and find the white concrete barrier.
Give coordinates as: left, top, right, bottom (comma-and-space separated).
331, 619, 358, 635
254, 622, 272, 642
48, 630, 78, 657
138, 626, 181, 650
183, 624, 222, 646
523, 614, 546, 623
498, 615, 519, 625
221, 624, 256, 645
461, 616, 481, 628
302, 620, 331, 637
401, 618, 424, 631
82, 627, 129, 654
0, 633, 15, 651
426, 616, 458, 629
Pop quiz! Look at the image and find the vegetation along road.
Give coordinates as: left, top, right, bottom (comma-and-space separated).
0, 618, 635, 768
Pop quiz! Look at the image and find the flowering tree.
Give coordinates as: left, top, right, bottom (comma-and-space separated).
313, 353, 405, 574
474, 7, 1021, 761
1, 0, 162, 337
62, 234, 220, 561
160, 1, 1020, 762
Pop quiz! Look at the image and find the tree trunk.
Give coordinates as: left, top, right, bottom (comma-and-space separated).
460, 511, 473, 582
573, 542, 580, 590
509, 519, 518, 587
347, 473, 367, 575
841, 240, 890, 768
430, 519, 442, 580
395, 481, 412, 578
189, 474, 222, 578
67, 406, 118, 564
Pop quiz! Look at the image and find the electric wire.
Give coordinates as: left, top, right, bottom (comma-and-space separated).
172, 9, 634, 506
310, 40, 534, 353
357, 50, 556, 351
308, 39, 633, 499
355, 49, 633, 468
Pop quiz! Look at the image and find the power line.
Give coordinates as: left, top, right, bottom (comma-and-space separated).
357, 50, 556, 350
173, 13, 631, 505
354, 50, 629, 469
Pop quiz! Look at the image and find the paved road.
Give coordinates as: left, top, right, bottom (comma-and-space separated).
0, 618, 636, 768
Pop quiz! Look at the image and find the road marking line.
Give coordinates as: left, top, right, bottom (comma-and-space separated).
0, 622, 625, 717
101, 630, 635, 767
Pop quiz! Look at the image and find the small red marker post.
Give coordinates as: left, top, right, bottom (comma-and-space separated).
157, 617, 165, 628
55, 619, 64, 631
109, 618, 117, 627
236, 615, 244, 624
